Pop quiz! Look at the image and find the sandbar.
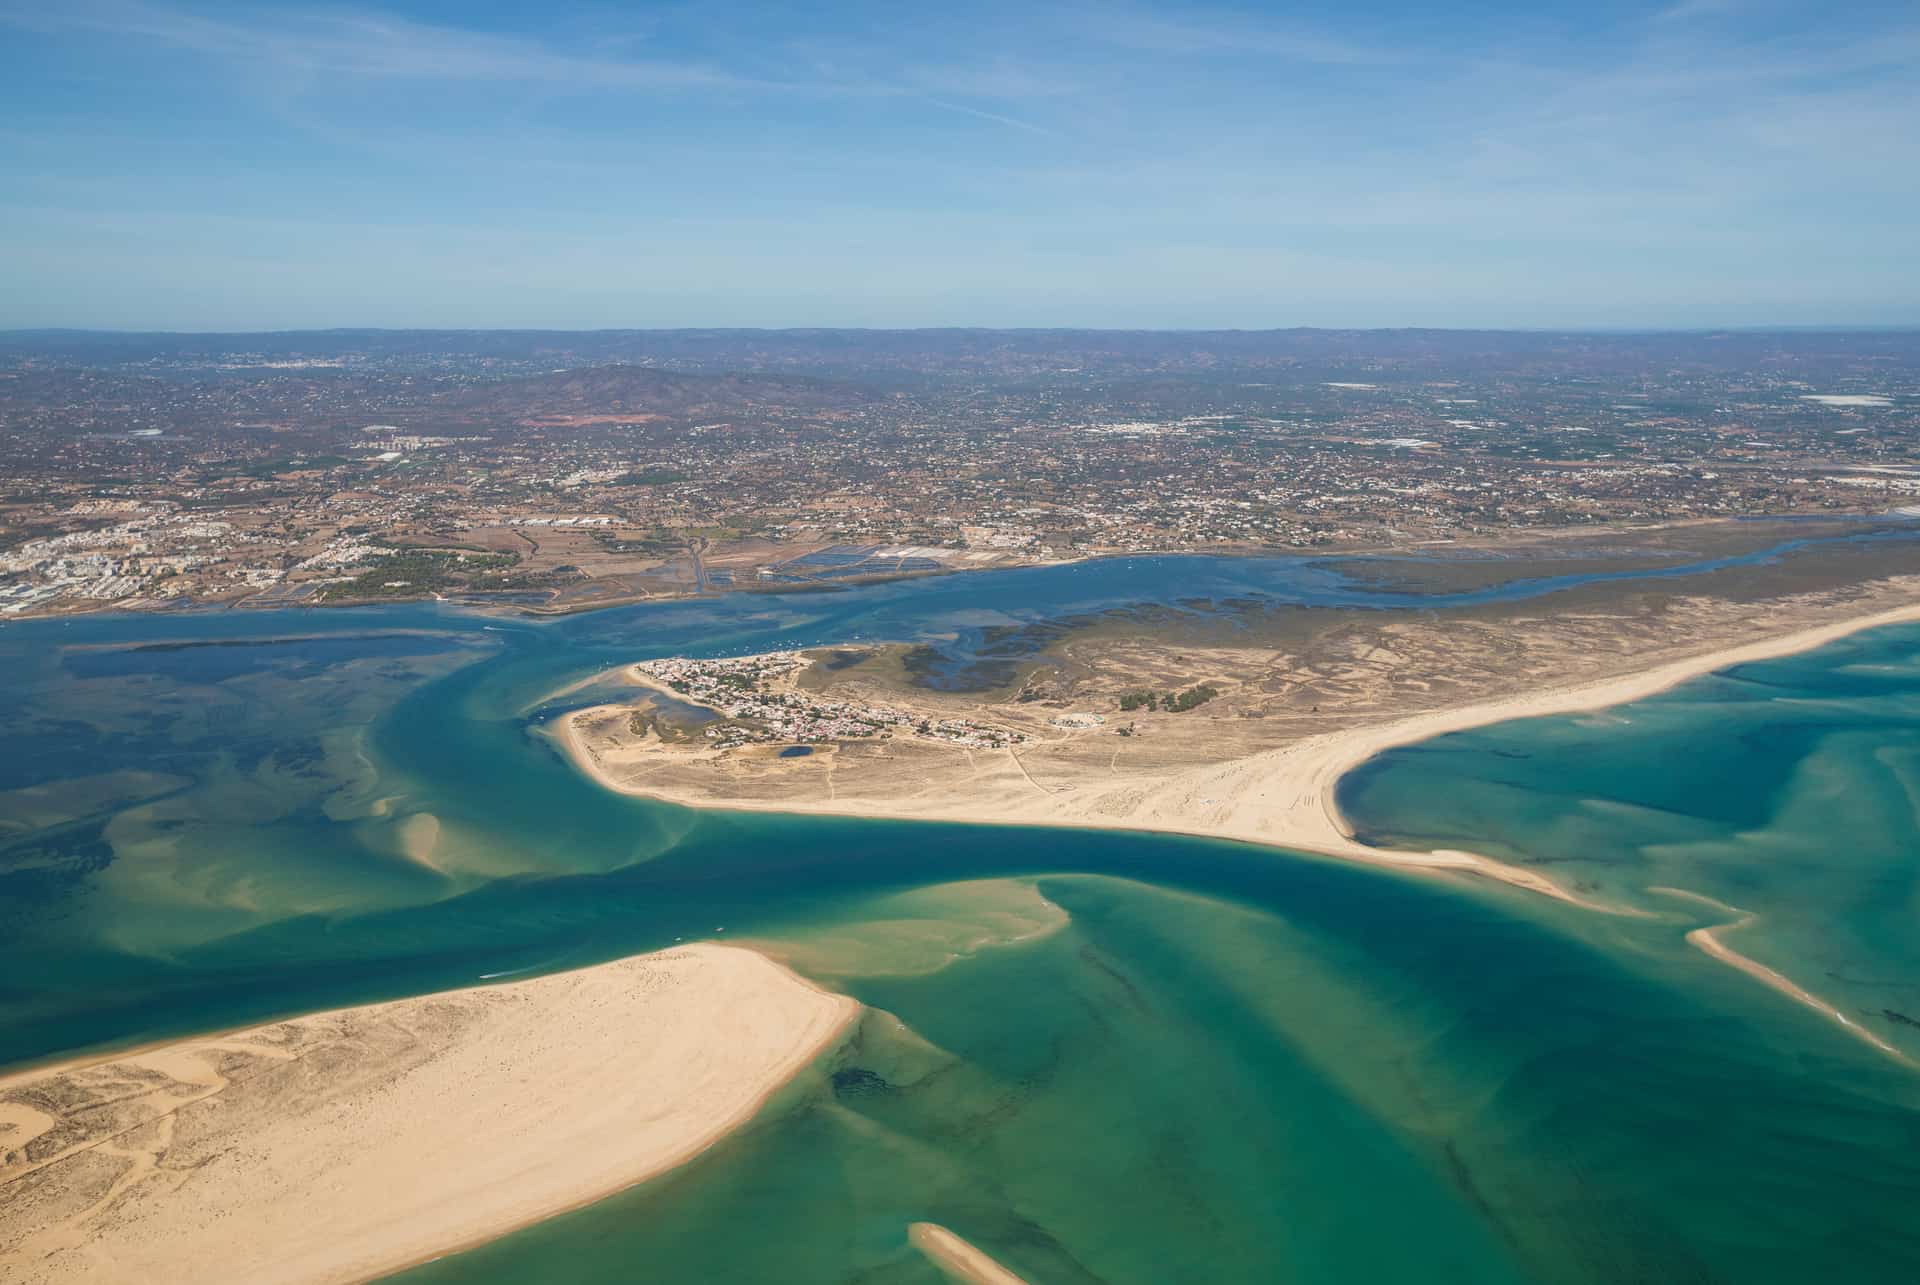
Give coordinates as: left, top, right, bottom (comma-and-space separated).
0, 944, 857, 1285
910, 1222, 1031, 1284
1648, 887, 1914, 1067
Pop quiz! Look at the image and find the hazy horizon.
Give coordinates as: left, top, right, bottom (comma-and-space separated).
8, 321, 1920, 338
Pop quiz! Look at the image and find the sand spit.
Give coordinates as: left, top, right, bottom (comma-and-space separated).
0, 944, 857, 1285
1115, 601, 1920, 902
564, 602, 1920, 910
910, 1222, 1032, 1285
1648, 887, 1915, 1068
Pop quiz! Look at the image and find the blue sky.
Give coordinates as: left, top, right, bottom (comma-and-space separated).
2, 0, 1916, 330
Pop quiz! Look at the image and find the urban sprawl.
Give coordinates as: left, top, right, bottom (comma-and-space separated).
3, 329, 1917, 618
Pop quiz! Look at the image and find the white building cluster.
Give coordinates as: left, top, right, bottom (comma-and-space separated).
0, 514, 260, 609
636, 652, 1024, 750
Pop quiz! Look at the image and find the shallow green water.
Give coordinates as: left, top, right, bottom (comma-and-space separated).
3, 558, 1920, 1281
394, 869, 1920, 1284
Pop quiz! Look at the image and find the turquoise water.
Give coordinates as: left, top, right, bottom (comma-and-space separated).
4, 548, 1920, 1281
395, 871, 1920, 1283
1342, 621, 1920, 1063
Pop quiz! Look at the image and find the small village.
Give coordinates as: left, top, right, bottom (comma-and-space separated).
634, 651, 1026, 751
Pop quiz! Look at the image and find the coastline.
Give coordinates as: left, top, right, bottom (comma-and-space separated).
560, 600, 1920, 908
10, 511, 1914, 629
6, 513, 1912, 629
1147, 599, 1920, 891
0, 944, 857, 1285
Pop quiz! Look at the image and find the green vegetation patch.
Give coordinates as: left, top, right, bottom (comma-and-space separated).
1118, 685, 1219, 713
318, 549, 519, 601
612, 468, 691, 487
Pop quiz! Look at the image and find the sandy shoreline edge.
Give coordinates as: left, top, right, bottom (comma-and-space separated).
560, 601, 1920, 908
0, 943, 857, 1285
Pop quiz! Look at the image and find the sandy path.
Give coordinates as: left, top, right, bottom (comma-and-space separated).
564, 602, 1920, 909
0, 944, 857, 1285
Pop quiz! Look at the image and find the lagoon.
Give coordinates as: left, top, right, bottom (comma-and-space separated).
4, 548, 1920, 1281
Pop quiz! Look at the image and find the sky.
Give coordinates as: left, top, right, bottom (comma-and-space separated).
2, 0, 1916, 331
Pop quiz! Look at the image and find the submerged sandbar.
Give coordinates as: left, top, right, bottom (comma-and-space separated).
910, 1221, 1031, 1284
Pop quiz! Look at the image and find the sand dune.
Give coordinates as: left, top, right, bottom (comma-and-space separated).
0, 944, 856, 1285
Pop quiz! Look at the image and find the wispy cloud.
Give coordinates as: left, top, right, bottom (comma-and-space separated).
3, 0, 1106, 142
1077, 0, 1406, 66
3, 0, 1916, 326
913, 96, 1065, 138
1651, 0, 1749, 24
4, 0, 778, 91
